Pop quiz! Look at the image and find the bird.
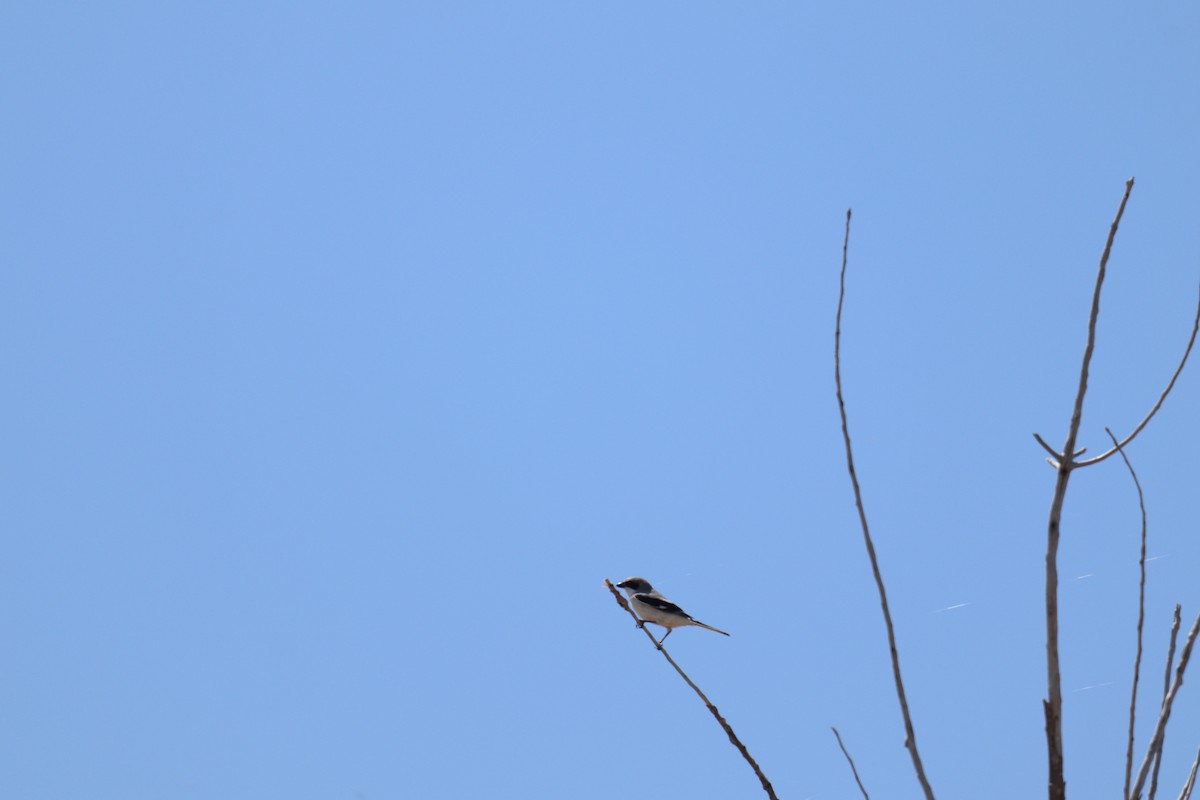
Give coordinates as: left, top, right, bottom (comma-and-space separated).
616, 576, 730, 645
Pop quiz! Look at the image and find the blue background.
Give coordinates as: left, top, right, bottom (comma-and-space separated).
4, 3, 1200, 798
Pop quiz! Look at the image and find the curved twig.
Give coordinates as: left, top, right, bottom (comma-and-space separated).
832, 726, 871, 800
603, 579, 779, 800
1109, 427, 1149, 800
1131, 610, 1200, 800
1077, 284, 1200, 469
835, 209, 937, 800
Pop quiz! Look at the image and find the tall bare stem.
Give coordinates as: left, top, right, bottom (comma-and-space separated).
835, 209, 936, 800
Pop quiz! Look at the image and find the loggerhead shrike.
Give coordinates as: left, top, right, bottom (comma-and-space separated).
616, 576, 730, 645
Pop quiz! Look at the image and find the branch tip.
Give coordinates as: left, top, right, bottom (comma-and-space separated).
835, 216, 936, 800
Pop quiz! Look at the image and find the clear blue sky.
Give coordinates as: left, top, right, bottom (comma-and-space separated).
4, 4, 1200, 799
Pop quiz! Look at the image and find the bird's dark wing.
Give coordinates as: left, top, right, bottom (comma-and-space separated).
634, 594, 692, 618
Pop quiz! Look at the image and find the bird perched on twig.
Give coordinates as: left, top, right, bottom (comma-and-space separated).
616, 576, 730, 645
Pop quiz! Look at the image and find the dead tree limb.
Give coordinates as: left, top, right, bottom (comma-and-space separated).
1031, 178, 1197, 800
1036, 177, 1135, 800
834, 209, 936, 800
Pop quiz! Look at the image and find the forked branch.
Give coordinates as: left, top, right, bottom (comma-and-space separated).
1130, 611, 1200, 800
1037, 179, 1197, 800
835, 209, 937, 800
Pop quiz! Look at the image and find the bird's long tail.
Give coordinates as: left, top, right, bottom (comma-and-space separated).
692, 619, 730, 636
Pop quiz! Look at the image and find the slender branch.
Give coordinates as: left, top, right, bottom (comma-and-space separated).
1034, 433, 1063, 460
1077, 284, 1200, 469
1131, 610, 1200, 800
1151, 606, 1184, 800
1109, 427, 1149, 800
832, 726, 871, 800
835, 209, 937, 800
1043, 176, 1136, 800
1165, 606, 1184, 695
1177, 747, 1200, 800
1062, 176, 1134, 461
603, 580, 778, 800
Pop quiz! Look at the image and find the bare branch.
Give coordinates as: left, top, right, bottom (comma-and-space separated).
1109, 427, 1149, 800
835, 209, 937, 800
1034, 433, 1063, 459
1151, 606, 1185, 800
1077, 284, 1200, 469
1062, 176, 1135, 463
1131, 610, 1200, 800
603, 580, 779, 800
1167, 608, 1185, 697
1177, 747, 1200, 800
832, 726, 871, 800
1043, 177, 1136, 800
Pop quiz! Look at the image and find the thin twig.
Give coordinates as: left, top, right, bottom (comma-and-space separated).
1151, 606, 1184, 800
1165, 607, 1184, 696
1131, 610, 1200, 800
603, 579, 778, 800
1110, 427, 1149, 800
1177, 746, 1200, 800
1034, 433, 1063, 460
1077, 284, 1200, 469
832, 726, 871, 800
834, 209, 936, 800
1042, 177, 1136, 800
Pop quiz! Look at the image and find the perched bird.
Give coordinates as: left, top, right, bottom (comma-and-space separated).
616, 576, 730, 645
